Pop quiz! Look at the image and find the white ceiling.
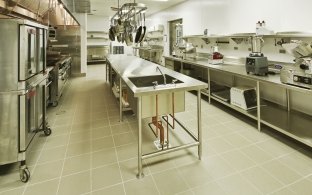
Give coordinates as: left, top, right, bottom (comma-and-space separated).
89, 0, 187, 17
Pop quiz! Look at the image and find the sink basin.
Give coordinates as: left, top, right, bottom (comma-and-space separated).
128, 74, 183, 88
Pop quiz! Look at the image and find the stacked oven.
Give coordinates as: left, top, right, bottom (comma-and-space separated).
0, 19, 52, 182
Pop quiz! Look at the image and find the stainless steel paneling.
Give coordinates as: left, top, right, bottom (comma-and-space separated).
0, 20, 19, 91
51, 26, 80, 75
0, 94, 18, 164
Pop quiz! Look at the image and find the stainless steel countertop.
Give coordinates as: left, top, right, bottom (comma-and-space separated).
106, 55, 208, 97
164, 55, 312, 94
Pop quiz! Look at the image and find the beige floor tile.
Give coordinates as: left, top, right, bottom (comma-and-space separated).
58, 171, 91, 195
26, 150, 41, 166
222, 133, 252, 148
92, 184, 125, 195
43, 134, 70, 149
270, 187, 297, 195
175, 190, 194, 195
66, 141, 91, 157
116, 143, 137, 161
113, 132, 136, 146
24, 179, 59, 195
192, 181, 227, 195
92, 118, 110, 129
153, 168, 189, 195
71, 122, 91, 132
91, 164, 122, 190
28, 136, 46, 152
0, 187, 25, 195
109, 117, 128, 126
49, 125, 71, 137
202, 155, 236, 181
240, 144, 274, 164
206, 137, 235, 154
220, 150, 256, 172
261, 159, 302, 185
53, 116, 73, 127
241, 166, 283, 194
240, 129, 271, 143
92, 126, 111, 139
278, 152, 312, 177
111, 124, 132, 135
124, 176, 159, 195
170, 149, 201, 167
119, 158, 149, 181
92, 136, 114, 151
146, 154, 176, 174
69, 130, 91, 144
288, 178, 312, 195
217, 173, 261, 195
37, 146, 67, 164
178, 162, 213, 188
62, 153, 91, 176
92, 148, 117, 168
256, 139, 295, 158
29, 160, 63, 184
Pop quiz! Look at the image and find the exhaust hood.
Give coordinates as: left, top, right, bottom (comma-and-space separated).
0, 0, 79, 25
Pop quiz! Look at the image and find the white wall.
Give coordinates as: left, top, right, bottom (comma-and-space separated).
147, 0, 312, 56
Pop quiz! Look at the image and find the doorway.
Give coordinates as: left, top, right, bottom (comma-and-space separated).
169, 18, 183, 56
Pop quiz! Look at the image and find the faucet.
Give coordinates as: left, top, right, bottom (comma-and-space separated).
156, 66, 166, 85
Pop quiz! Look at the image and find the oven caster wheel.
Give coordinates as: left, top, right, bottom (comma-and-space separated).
52, 101, 58, 107
20, 168, 30, 183
44, 127, 52, 136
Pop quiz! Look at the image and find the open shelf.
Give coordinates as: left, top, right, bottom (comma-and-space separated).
210, 95, 258, 120
249, 100, 312, 147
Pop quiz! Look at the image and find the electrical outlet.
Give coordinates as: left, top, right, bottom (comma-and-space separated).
248, 48, 252, 51
279, 49, 286, 54
234, 47, 238, 50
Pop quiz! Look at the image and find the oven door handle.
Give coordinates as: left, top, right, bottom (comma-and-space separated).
27, 74, 48, 89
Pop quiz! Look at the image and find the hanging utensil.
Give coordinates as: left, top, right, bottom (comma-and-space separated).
109, 27, 115, 41
135, 13, 143, 43
139, 13, 146, 43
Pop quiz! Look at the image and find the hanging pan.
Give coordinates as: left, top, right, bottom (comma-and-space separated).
139, 13, 146, 43
135, 13, 143, 43
109, 26, 115, 41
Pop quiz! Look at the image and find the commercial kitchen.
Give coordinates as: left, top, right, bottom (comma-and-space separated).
0, 0, 312, 194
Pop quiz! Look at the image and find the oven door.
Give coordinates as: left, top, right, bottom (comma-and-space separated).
19, 79, 45, 152
19, 25, 46, 81
19, 25, 37, 81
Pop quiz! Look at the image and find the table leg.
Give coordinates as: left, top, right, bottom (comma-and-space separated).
197, 90, 202, 160
136, 96, 144, 178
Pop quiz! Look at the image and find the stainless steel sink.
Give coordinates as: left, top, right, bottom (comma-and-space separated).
128, 74, 183, 88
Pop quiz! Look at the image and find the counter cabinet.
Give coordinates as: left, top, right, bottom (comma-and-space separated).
164, 57, 312, 147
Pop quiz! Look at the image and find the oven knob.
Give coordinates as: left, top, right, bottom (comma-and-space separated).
293, 76, 299, 82
300, 64, 309, 70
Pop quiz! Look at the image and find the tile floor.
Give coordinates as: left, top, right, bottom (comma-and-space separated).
0, 64, 311, 195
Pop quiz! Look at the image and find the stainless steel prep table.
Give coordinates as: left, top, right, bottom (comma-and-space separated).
106, 55, 207, 178
164, 55, 312, 147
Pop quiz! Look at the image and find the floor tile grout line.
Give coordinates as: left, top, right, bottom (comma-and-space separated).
89, 99, 93, 194
107, 98, 127, 195
55, 94, 77, 195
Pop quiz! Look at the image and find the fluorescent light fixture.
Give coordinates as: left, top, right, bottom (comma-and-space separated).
151, 0, 169, 2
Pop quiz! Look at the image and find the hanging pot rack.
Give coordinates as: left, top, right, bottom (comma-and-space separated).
110, 2, 147, 23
